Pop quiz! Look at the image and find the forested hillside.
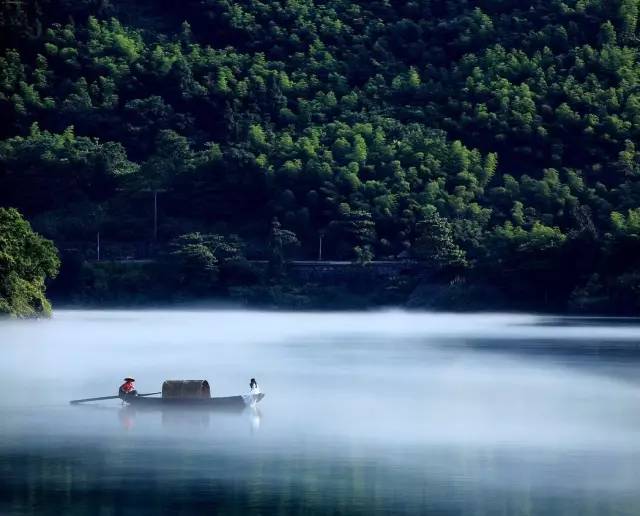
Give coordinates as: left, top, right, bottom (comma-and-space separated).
2, 0, 640, 312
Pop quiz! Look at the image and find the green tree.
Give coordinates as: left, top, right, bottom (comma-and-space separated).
413, 212, 468, 270
328, 204, 376, 258
169, 232, 244, 295
353, 245, 374, 265
268, 217, 299, 277
0, 208, 60, 317
620, 0, 640, 38
0, 125, 136, 215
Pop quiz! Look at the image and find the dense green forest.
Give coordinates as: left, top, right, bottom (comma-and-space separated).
2, 0, 640, 312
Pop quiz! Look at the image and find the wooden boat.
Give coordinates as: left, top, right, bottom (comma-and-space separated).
70, 379, 264, 411
122, 380, 264, 411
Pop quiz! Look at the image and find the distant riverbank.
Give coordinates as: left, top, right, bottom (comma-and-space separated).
47, 259, 630, 315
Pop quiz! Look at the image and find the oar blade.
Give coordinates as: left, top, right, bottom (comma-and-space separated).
69, 391, 162, 405
70, 395, 120, 404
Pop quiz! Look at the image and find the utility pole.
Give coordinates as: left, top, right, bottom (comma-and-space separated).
318, 231, 325, 261
116, 185, 166, 245
153, 190, 158, 241
149, 188, 167, 241
97, 232, 100, 261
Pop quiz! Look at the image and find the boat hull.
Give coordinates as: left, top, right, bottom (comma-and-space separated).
124, 393, 264, 410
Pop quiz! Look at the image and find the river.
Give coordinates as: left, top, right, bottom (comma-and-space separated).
0, 310, 639, 515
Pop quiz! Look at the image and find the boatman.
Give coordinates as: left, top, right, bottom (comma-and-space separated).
119, 377, 138, 399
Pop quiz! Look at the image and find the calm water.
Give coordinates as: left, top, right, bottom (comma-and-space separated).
1, 310, 639, 515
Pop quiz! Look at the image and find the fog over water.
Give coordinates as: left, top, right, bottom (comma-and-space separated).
1, 310, 639, 515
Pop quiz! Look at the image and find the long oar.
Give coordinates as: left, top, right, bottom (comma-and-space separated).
70, 392, 161, 404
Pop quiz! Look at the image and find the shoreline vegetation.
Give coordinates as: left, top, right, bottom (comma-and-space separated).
4, 2, 640, 316
0, 216, 636, 316
45, 252, 633, 315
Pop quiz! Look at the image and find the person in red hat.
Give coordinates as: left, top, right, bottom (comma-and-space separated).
118, 377, 137, 399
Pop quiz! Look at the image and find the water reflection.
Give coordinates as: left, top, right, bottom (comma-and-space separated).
118, 404, 263, 432
69, 399, 263, 434
0, 310, 639, 515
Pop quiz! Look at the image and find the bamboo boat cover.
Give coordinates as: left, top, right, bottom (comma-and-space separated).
162, 380, 211, 399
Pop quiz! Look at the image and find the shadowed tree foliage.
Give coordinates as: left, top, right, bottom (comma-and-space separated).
168, 232, 245, 295
267, 217, 299, 277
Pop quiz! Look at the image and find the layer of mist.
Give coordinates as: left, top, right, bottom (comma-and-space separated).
1, 310, 639, 515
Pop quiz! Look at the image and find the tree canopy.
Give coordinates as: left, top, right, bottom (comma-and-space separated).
3, 0, 640, 310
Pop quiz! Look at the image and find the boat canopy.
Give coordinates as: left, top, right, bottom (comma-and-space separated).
162, 380, 211, 399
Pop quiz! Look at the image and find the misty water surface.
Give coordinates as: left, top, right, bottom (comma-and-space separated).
1, 310, 639, 515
